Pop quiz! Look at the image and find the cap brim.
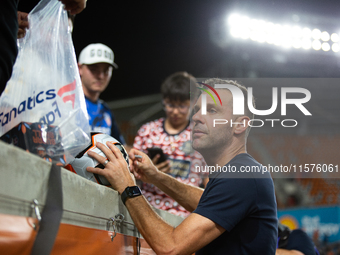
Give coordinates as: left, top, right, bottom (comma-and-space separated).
80, 60, 118, 69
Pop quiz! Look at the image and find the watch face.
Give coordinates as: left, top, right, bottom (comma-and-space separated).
128, 186, 141, 197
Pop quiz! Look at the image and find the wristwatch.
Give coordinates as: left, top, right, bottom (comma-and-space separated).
121, 186, 142, 205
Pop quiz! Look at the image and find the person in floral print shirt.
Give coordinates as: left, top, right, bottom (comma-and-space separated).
133, 71, 208, 217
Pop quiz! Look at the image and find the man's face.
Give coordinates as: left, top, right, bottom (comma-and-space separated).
163, 98, 190, 127
36, 147, 46, 157
191, 89, 234, 153
78, 63, 113, 94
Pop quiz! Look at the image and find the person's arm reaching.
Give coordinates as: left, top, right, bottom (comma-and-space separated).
58, 0, 86, 15
86, 142, 222, 255
125, 195, 224, 255
129, 148, 204, 212
17, 12, 29, 39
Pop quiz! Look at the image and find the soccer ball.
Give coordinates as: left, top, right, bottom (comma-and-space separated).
65, 133, 129, 186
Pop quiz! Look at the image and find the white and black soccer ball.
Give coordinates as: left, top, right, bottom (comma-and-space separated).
66, 133, 129, 186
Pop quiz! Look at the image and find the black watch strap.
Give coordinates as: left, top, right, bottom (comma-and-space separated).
121, 186, 142, 205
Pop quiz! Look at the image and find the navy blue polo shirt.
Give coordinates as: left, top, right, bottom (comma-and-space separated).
194, 153, 278, 255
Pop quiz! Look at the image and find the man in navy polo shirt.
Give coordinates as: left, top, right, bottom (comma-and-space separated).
78, 43, 125, 144
87, 78, 278, 254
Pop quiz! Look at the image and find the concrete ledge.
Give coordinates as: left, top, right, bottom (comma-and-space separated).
0, 141, 184, 237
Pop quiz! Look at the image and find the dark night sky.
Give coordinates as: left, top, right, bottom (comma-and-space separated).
18, 0, 340, 102
72, 0, 228, 101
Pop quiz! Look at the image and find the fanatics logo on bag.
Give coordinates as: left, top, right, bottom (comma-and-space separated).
0, 79, 77, 128
0, 89, 56, 127
57, 80, 76, 109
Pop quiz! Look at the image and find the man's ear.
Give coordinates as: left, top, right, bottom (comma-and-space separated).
78, 63, 82, 75
234, 116, 250, 135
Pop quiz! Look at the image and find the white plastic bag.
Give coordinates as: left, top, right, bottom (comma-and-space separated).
0, 0, 90, 163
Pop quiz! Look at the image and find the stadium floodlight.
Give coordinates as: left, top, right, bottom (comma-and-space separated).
292, 39, 302, 49
301, 39, 312, 50
321, 42, 330, 51
312, 40, 322, 50
321, 31, 330, 41
227, 13, 339, 54
332, 43, 339, 52
312, 29, 321, 40
302, 28, 312, 38
331, 33, 339, 42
